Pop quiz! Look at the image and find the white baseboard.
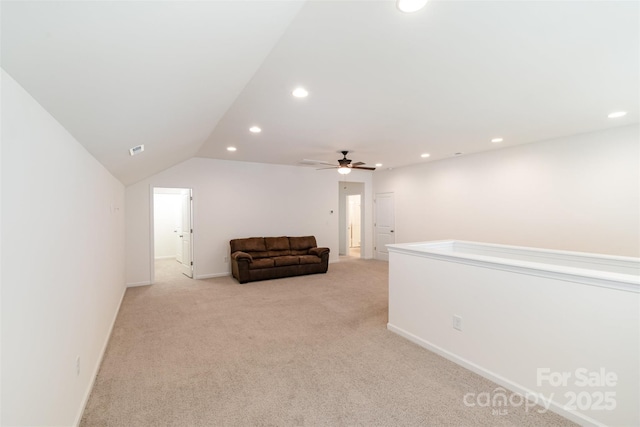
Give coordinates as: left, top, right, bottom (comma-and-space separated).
74, 285, 127, 427
154, 255, 176, 260
386, 323, 603, 427
195, 272, 230, 280
126, 281, 151, 288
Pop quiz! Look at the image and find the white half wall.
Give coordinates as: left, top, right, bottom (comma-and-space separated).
373, 125, 640, 257
1, 70, 126, 426
125, 158, 373, 285
387, 241, 639, 426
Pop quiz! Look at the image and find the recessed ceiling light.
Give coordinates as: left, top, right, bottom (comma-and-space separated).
491, 138, 503, 143
608, 111, 627, 119
129, 144, 144, 156
421, 153, 430, 158
397, 0, 428, 13
227, 146, 237, 152
249, 126, 262, 133
375, 163, 383, 167
292, 87, 309, 98
454, 152, 463, 156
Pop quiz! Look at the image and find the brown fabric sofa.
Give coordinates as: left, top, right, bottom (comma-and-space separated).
230, 236, 330, 284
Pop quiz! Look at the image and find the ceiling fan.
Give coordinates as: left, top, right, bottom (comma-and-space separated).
302, 151, 376, 175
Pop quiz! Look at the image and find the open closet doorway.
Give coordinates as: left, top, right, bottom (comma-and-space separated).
347, 195, 362, 257
152, 187, 193, 282
338, 181, 364, 259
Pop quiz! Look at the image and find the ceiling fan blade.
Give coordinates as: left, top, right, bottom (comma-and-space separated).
316, 166, 339, 170
301, 159, 336, 166
351, 161, 366, 166
352, 166, 376, 170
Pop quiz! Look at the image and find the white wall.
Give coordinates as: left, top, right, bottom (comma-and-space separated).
0, 70, 3, 427
374, 125, 640, 257
1, 70, 126, 426
125, 158, 373, 285
153, 190, 183, 259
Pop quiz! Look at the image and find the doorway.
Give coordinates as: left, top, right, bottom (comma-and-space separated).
347, 194, 361, 257
152, 187, 193, 281
338, 182, 364, 258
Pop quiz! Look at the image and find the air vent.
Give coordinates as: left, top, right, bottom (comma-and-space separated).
129, 145, 144, 156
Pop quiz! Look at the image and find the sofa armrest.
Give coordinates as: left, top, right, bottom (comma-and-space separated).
309, 247, 330, 257
231, 251, 253, 262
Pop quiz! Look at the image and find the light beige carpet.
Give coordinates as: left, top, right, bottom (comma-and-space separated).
81, 259, 575, 426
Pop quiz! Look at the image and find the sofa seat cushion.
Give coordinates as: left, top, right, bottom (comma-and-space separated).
273, 256, 300, 266
268, 250, 291, 257
290, 249, 309, 256
247, 251, 270, 259
299, 255, 322, 265
249, 258, 274, 269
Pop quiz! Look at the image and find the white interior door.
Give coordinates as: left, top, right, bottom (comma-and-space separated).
375, 192, 395, 261
180, 189, 193, 278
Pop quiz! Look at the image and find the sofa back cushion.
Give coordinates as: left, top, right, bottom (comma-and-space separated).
231, 236, 318, 259
265, 237, 290, 250
230, 237, 268, 258
264, 236, 290, 257
231, 237, 266, 252
289, 236, 317, 252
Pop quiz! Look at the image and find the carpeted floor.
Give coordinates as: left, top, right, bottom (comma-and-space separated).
81, 259, 575, 426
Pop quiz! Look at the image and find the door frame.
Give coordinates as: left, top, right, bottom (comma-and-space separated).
150, 186, 195, 283
179, 189, 194, 278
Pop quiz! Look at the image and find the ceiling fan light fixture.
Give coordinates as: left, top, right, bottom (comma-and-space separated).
338, 166, 351, 175
397, 0, 428, 13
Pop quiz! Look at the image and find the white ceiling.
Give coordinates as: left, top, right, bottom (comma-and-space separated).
2, 0, 638, 185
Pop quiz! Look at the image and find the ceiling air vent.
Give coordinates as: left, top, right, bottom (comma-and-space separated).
129, 144, 144, 156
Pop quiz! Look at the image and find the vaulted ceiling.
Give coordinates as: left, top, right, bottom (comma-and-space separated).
2, 1, 638, 185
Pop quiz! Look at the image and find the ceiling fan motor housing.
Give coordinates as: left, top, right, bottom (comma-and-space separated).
339, 151, 353, 167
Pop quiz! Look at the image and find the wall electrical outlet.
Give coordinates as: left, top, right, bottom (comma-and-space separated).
224, 256, 229, 262
76, 356, 81, 376
452, 315, 463, 331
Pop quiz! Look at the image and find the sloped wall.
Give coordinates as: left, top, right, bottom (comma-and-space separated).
1, 70, 126, 426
